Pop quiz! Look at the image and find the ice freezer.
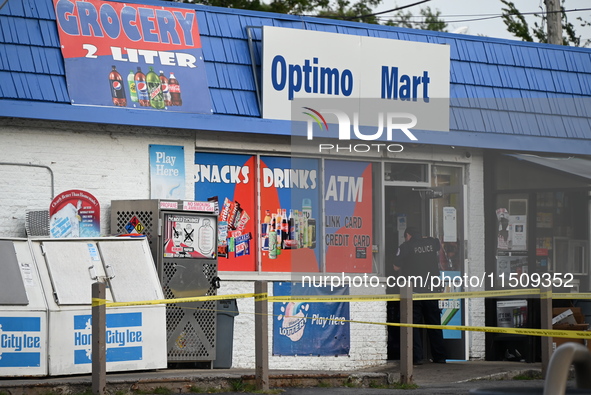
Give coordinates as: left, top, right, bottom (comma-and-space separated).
29, 237, 167, 376
0, 238, 48, 377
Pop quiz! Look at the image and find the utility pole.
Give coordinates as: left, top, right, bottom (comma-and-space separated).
545, 0, 562, 45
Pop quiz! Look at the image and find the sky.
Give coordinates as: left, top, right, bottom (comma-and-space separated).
375, 0, 591, 44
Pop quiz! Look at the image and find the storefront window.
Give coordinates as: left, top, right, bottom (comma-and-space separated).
494, 193, 529, 288
385, 162, 428, 183
536, 191, 589, 287
491, 155, 591, 291
194, 152, 375, 274
431, 166, 463, 272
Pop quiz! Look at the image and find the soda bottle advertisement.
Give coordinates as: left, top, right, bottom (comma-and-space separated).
109, 65, 126, 107
259, 156, 320, 273
324, 160, 373, 273
194, 153, 256, 271
52, 0, 212, 114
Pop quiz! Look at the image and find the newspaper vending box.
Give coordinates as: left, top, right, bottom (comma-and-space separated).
111, 200, 219, 364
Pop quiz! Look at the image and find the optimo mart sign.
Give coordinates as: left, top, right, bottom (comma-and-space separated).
262, 26, 450, 132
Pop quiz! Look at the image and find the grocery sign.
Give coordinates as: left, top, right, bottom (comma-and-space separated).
53, 0, 212, 113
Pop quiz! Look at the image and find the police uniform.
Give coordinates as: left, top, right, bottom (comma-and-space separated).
395, 234, 447, 364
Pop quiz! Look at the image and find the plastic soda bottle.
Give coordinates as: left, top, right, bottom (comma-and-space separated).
169, 72, 182, 106
127, 70, 138, 103
134, 67, 150, 107
269, 214, 277, 259
109, 66, 126, 107
159, 71, 172, 107
146, 67, 165, 109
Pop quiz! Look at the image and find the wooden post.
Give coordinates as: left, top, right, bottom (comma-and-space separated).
400, 285, 413, 384
545, 0, 562, 45
92, 281, 106, 395
254, 281, 269, 391
540, 286, 553, 377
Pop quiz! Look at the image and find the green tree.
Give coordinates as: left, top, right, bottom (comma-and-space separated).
384, 6, 448, 32
181, 0, 379, 19
316, 0, 382, 24
500, 0, 590, 46
171, 0, 447, 29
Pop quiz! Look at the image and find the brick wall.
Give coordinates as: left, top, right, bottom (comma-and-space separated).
465, 152, 486, 359
0, 119, 195, 237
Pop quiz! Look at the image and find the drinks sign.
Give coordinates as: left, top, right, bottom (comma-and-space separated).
52, 0, 212, 113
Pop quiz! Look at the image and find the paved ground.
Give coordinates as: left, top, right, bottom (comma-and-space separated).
0, 359, 556, 394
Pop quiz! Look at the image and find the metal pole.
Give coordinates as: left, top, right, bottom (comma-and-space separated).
400, 285, 413, 384
540, 286, 553, 377
92, 282, 106, 395
545, 0, 562, 45
254, 281, 269, 391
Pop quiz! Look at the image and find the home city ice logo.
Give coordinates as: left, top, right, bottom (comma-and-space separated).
73, 313, 143, 364
277, 302, 309, 341
0, 317, 43, 368
302, 107, 417, 153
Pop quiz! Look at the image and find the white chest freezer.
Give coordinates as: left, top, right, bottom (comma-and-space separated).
29, 237, 167, 376
0, 238, 48, 377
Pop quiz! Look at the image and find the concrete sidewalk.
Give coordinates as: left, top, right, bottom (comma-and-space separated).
0, 360, 543, 394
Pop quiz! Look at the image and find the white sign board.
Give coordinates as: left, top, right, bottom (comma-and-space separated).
443, 206, 457, 242
262, 26, 450, 132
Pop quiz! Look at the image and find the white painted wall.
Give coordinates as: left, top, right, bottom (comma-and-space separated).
0, 119, 196, 237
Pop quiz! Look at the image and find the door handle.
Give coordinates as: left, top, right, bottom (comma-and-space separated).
88, 265, 98, 280
105, 264, 116, 280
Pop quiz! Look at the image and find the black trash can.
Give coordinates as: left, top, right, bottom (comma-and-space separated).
213, 299, 239, 369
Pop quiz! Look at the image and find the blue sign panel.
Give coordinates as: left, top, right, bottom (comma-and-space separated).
0, 317, 42, 367
150, 144, 186, 199
273, 282, 350, 356
73, 312, 143, 364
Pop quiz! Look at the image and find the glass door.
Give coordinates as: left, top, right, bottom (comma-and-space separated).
431, 165, 466, 360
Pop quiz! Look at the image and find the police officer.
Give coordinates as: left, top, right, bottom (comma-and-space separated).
393, 226, 446, 365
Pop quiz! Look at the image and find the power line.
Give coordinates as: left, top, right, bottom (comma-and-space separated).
344, 0, 432, 20
375, 7, 591, 25
303, 0, 433, 20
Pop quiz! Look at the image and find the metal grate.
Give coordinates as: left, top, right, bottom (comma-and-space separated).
25, 209, 49, 237
163, 260, 216, 361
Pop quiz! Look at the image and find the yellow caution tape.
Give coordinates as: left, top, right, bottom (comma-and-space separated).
267, 294, 402, 302
554, 293, 591, 300
364, 320, 591, 340
91, 290, 591, 340
96, 289, 591, 307
91, 298, 108, 307
104, 292, 258, 308
413, 288, 541, 300
267, 288, 542, 302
